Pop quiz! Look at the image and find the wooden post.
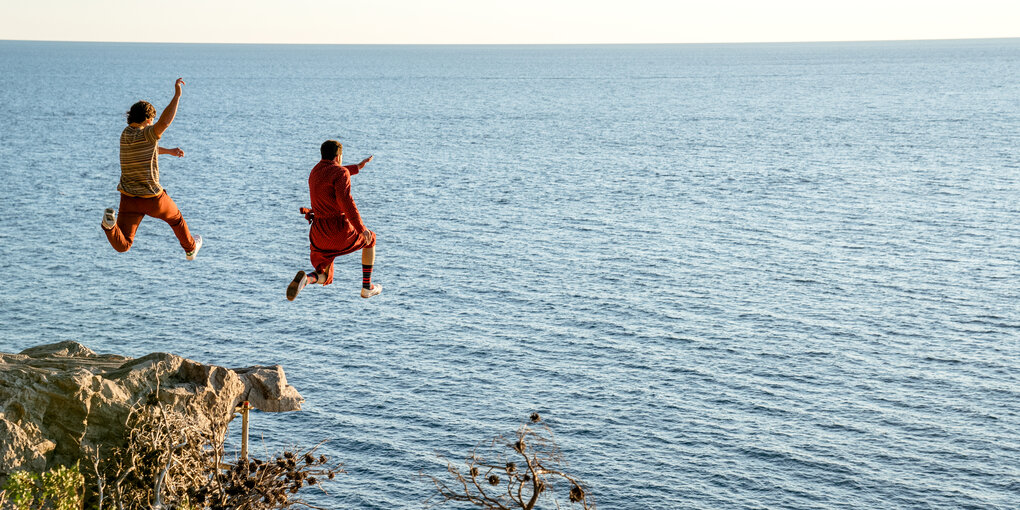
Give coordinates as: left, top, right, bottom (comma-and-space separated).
239, 401, 251, 461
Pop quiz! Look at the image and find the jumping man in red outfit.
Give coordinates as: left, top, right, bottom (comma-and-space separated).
287, 140, 381, 300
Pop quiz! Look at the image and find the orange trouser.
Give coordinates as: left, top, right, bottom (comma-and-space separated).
103, 190, 196, 253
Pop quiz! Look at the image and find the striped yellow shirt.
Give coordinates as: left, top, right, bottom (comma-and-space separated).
118, 125, 162, 197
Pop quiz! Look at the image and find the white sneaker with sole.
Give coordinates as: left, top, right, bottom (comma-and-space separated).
102, 208, 116, 230
360, 283, 382, 299
185, 235, 203, 260
287, 271, 308, 301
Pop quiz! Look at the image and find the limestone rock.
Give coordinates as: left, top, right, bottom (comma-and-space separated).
234, 365, 305, 413
0, 341, 303, 476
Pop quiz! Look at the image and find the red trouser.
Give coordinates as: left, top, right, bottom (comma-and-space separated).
103, 190, 196, 253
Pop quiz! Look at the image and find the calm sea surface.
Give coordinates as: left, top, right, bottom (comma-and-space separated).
0, 40, 1018, 509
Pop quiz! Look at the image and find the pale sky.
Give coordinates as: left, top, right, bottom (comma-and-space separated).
1, 0, 1018, 44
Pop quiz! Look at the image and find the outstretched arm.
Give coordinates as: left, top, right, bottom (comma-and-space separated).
158, 147, 185, 157
342, 155, 373, 176
153, 78, 185, 137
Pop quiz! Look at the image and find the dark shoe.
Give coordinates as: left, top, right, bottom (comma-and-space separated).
287, 271, 308, 301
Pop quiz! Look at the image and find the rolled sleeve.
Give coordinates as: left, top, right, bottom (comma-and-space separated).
143, 125, 161, 143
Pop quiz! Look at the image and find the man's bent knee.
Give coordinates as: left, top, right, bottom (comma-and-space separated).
164, 213, 185, 227
107, 237, 133, 252
104, 226, 133, 252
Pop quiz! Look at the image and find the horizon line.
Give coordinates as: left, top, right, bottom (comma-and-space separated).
2, 36, 1018, 47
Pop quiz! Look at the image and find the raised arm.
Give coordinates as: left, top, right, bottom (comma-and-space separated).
153, 78, 185, 137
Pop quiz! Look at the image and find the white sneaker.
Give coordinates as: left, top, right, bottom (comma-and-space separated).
102, 208, 116, 230
185, 235, 203, 260
287, 271, 308, 301
360, 283, 382, 299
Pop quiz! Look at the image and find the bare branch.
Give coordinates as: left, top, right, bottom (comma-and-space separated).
427, 415, 595, 509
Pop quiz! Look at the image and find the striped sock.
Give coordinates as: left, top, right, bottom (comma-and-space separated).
362, 265, 373, 289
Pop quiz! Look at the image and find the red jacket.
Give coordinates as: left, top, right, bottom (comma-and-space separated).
307, 160, 365, 235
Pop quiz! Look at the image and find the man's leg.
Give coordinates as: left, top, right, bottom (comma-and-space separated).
360, 231, 381, 298
308, 261, 334, 285
361, 244, 375, 289
102, 197, 145, 252
286, 262, 329, 300
149, 191, 197, 253
287, 247, 334, 301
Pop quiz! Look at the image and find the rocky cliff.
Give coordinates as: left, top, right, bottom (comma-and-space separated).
0, 341, 303, 477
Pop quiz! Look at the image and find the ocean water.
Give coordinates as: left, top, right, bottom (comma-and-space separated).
0, 39, 1018, 509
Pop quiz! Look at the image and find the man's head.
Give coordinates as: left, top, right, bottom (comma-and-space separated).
320, 140, 343, 161
126, 101, 156, 126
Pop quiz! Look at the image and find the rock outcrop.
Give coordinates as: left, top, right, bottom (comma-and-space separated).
0, 341, 303, 476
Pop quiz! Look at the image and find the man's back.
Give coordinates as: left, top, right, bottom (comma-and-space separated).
309, 160, 363, 229
118, 125, 162, 197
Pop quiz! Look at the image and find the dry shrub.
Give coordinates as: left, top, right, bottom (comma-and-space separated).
427, 413, 594, 510
85, 366, 342, 509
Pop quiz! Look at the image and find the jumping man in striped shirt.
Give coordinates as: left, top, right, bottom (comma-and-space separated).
101, 78, 203, 260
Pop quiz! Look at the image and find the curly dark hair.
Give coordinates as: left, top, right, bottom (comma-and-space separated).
126, 101, 156, 125
320, 140, 343, 160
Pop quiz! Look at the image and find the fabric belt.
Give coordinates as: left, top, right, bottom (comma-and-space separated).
299, 207, 345, 224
